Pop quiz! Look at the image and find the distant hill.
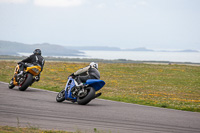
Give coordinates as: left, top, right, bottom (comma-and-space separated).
0, 40, 83, 56
177, 49, 199, 52
66, 46, 155, 51
0, 40, 198, 57
123, 47, 154, 51
66, 46, 121, 51
158, 49, 199, 52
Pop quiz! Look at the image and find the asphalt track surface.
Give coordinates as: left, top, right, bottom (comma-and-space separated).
0, 82, 200, 133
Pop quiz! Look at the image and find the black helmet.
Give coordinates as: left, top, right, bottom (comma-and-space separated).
33, 49, 41, 55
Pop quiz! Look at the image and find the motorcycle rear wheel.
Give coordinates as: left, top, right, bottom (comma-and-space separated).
19, 73, 33, 91
77, 87, 95, 105
56, 89, 65, 102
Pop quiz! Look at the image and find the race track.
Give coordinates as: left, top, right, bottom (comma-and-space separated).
0, 81, 200, 133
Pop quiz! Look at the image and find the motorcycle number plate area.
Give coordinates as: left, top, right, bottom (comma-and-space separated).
86, 79, 105, 91
65, 79, 77, 101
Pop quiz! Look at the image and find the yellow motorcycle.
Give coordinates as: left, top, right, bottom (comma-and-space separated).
8, 63, 41, 91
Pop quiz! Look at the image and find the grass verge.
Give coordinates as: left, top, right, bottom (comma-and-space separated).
0, 60, 200, 112
0, 125, 110, 133
0, 125, 70, 133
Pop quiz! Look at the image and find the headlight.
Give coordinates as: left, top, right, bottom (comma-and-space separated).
32, 68, 39, 73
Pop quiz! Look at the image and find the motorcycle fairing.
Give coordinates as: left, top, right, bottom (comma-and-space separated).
64, 77, 105, 101
26, 65, 41, 76
64, 77, 77, 101
85, 79, 105, 91
13, 65, 20, 85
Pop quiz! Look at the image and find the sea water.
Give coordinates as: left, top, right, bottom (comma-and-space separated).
78, 51, 200, 63
18, 51, 200, 63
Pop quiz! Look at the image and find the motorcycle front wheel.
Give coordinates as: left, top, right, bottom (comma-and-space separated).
8, 78, 15, 89
77, 87, 95, 105
56, 89, 65, 102
19, 73, 33, 91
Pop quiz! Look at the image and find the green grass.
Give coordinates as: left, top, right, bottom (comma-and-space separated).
0, 61, 200, 112
0, 125, 110, 133
0, 125, 70, 133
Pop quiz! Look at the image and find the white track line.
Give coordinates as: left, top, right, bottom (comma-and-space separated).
1, 81, 138, 105
1, 81, 195, 112
0, 81, 167, 107
0, 81, 57, 93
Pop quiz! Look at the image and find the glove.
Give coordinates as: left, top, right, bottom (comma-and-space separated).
69, 73, 76, 79
17, 62, 25, 66
35, 75, 40, 81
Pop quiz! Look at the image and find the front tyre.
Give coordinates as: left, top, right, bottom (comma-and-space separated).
77, 87, 95, 105
56, 89, 65, 102
19, 73, 33, 91
8, 78, 15, 89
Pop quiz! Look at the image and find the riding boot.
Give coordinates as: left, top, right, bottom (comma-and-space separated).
17, 71, 24, 76
76, 83, 83, 90
93, 92, 102, 99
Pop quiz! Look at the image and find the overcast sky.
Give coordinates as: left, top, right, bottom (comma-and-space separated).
0, 0, 199, 50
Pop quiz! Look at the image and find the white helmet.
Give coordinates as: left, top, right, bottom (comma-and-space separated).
90, 62, 98, 69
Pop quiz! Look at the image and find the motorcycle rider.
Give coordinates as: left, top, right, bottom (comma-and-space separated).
17, 49, 45, 82
70, 62, 101, 98
71, 62, 100, 85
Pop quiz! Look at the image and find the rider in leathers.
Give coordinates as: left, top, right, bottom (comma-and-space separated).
18, 49, 45, 82
70, 62, 101, 98
71, 62, 100, 86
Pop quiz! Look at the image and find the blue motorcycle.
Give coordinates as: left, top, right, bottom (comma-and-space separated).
56, 76, 105, 105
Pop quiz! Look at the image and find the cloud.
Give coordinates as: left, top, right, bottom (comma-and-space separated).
97, 3, 106, 8
0, 0, 28, 3
137, 1, 148, 6
114, 0, 148, 9
34, 0, 84, 7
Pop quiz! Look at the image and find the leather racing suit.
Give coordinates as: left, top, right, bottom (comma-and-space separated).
73, 65, 100, 85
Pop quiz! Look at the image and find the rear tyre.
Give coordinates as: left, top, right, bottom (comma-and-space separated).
19, 73, 33, 91
56, 89, 65, 102
77, 87, 95, 105
8, 78, 15, 89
